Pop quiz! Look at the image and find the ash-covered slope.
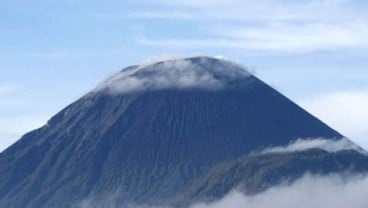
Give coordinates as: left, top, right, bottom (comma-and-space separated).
0, 57, 366, 208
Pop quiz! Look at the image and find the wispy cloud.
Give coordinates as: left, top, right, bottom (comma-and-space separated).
130, 0, 354, 21
258, 138, 366, 155
137, 21, 368, 52
125, 0, 368, 52
126, 11, 196, 20
149, 0, 245, 7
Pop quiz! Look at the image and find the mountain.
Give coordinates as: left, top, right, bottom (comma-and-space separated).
0, 56, 367, 208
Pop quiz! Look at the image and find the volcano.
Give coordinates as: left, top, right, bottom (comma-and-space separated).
0, 57, 367, 208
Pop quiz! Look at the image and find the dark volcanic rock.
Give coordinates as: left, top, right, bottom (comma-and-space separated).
0, 57, 366, 208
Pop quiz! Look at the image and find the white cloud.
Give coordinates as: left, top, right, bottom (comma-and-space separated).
259, 138, 366, 155
150, 0, 351, 8
137, 55, 182, 66
95, 57, 250, 94
75, 174, 368, 208
152, 0, 244, 7
130, 0, 352, 21
137, 21, 368, 52
299, 91, 368, 149
218, 22, 368, 51
191, 174, 368, 208
128, 0, 368, 52
126, 11, 196, 20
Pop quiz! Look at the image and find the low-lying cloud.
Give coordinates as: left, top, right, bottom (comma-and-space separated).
192, 174, 368, 208
94, 57, 249, 94
75, 173, 368, 208
259, 138, 366, 155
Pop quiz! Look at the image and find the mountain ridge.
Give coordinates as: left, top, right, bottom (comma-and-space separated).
0, 56, 366, 208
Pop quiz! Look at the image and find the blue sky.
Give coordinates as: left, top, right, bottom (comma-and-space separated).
1, 0, 368, 151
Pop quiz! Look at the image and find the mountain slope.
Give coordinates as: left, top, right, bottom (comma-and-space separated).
0, 57, 365, 208
179, 149, 368, 205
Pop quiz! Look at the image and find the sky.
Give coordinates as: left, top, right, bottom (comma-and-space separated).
0, 0, 368, 151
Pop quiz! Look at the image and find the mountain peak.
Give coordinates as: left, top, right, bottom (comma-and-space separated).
1, 55, 364, 208
95, 56, 251, 94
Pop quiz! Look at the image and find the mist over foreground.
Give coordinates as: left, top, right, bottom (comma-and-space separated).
0, 57, 367, 208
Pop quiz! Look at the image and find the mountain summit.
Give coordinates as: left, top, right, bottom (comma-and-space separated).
0, 56, 367, 208
95, 57, 251, 94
